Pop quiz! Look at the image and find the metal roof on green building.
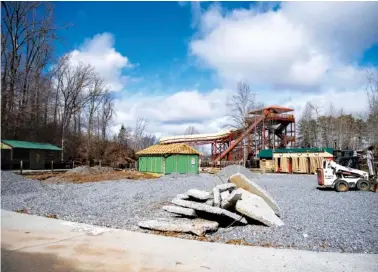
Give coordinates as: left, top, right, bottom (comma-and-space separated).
258, 149, 273, 158
258, 147, 334, 158
274, 147, 334, 154
1, 140, 62, 151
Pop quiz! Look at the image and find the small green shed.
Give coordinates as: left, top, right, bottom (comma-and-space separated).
136, 143, 202, 175
1, 140, 63, 170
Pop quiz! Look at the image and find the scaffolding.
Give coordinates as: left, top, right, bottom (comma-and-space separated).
159, 105, 296, 163
214, 106, 296, 163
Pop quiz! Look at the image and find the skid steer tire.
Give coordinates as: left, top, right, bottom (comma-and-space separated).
357, 180, 370, 191
335, 180, 349, 192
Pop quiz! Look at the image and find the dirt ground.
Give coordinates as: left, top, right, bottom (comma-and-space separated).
24, 170, 161, 184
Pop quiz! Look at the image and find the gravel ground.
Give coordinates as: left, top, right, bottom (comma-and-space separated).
1, 170, 378, 253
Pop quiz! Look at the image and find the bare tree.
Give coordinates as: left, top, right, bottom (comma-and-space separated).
133, 117, 147, 151
226, 81, 260, 129
1, 1, 57, 138
366, 69, 378, 145
140, 134, 157, 150
85, 74, 106, 163
53, 56, 95, 160
0, 2, 136, 166
317, 104, 336, 148
183, 125, 206, 152
297, 102, 318, 147
184, 125, 199, 135
100, 91, 114, 140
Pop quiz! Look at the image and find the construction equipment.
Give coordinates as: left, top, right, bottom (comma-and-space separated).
316, 159, 371, 192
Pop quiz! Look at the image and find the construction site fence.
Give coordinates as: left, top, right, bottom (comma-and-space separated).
1, 160, 73, 171
1, 159, 137, 172
200, 160, 260, 169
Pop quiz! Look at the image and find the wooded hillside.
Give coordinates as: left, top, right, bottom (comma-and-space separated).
297, 71, 378, 150
1, 2, 156, 166
1, 2, 376, 167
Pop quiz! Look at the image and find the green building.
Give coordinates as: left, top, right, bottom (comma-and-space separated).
257, 147, 334, 174
136, 143, 202, 175
1, 140, 63, 170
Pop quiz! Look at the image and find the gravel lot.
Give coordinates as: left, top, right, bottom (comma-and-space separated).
2, 170, 378, 253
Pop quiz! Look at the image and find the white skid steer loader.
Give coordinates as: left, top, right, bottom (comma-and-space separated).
317, 159, 371, 192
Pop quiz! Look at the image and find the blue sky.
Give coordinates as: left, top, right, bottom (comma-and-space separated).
54, 1, 214, 92
52, 1, 378, 137
53, 1, 288, 93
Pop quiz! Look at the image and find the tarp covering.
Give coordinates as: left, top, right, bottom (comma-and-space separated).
310, 157, 322, 173
296, 157, 309, 173
280, 158, 289, 172
292, 157, 299, 172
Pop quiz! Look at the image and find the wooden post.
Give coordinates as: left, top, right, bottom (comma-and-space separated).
99, 160, 102, 167
73, 161, 75, 169
20, 160, 23, 175
51, 160, 54, 173
10, 148, 13, 170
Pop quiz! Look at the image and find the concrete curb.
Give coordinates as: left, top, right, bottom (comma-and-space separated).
2, 210, 378, 272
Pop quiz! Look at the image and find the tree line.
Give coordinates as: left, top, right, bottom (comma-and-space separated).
224, 79, 378, 153
2, 2, 376, 167
297, 71, 378, 150
1, 2, 154, 166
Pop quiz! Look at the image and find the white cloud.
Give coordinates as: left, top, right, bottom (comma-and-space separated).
111, 89, 233, 138
66, 4, 377, 142
190, 2, 378, 90
110, 86, 369, 141
281, 2, 378, 60
261, 89, 369, 120
67, 33, 133, 92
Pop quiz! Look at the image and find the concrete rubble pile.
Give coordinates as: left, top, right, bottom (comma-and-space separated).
138, 173, 284, 236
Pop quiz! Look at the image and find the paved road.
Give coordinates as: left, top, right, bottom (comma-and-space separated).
1, 210, 377, 272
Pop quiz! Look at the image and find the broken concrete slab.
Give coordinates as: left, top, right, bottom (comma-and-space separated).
215, 183, 236, 192
176, 193, 190, 200
226, 188, 243, 206
162, 205, 197, 217
221, 201, 229, 209
138, 218, 219, 236
213, 187, 221, 207
220, 191, 230, 201
235, 189, 284, 227
186, 189, 211, 201
205, 199, 214, 206
220, 191, 230, 209
221, 188, 243, 209
172, 198, 247, 225
229, 173, 281, 217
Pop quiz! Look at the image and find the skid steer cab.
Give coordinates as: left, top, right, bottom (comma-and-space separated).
317, 159, 370, 192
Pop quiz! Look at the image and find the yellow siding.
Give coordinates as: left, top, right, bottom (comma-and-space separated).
1, 143, 11, 149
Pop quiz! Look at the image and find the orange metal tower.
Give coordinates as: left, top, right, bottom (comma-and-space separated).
214, 106, 296, 162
